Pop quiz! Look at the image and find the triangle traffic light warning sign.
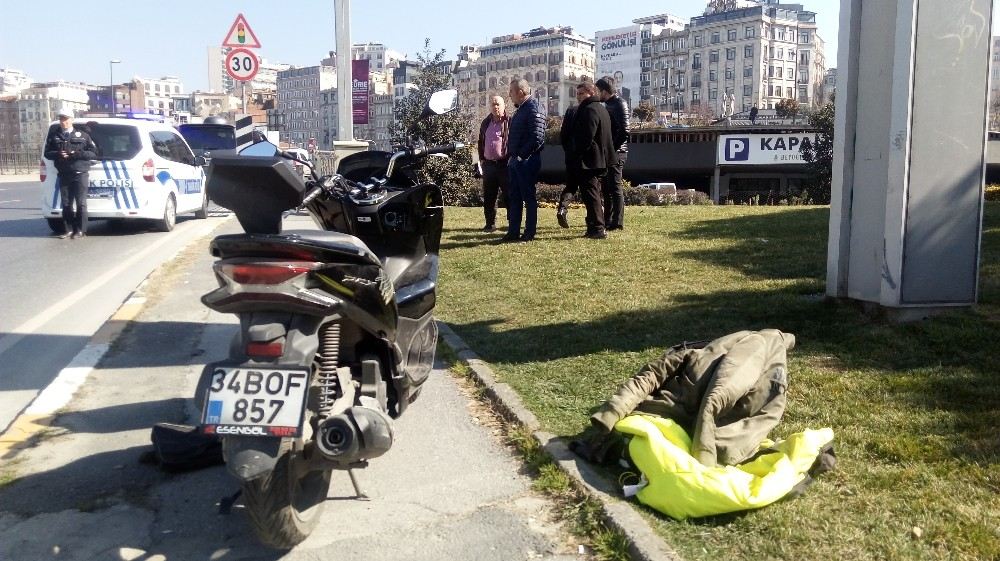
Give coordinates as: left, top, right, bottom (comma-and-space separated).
222, 13, 261, 49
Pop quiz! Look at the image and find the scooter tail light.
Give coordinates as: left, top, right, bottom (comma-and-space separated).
142, 158, 155, 182
218, 261, 320, 285
39, 159, 46, 182
246, 341, 284, 358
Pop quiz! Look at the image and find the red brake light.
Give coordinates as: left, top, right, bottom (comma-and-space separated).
246, 341, 284, 358
142, 158, 155, 182
221, 262, 317, 285
39, 159, 46, 182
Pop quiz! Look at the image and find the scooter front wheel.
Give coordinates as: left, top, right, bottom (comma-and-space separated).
242, 443, 331, 549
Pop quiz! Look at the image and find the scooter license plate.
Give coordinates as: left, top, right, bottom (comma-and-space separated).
200, 366, 309, 438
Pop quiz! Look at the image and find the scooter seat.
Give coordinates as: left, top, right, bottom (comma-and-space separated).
281, 230, 378, 262
211, 231, 379, 266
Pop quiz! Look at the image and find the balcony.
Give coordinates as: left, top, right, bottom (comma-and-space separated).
692, 62, 702, 70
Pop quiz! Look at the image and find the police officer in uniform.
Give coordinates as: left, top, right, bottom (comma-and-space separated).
44, 109, 97, 239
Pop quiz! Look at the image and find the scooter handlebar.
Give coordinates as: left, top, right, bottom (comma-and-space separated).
411, 142, 465, 158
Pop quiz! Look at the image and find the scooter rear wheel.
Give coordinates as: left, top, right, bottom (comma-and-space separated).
242, 443, 331, 549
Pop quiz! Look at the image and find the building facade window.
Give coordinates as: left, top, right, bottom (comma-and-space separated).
728, 29, 737, 41
711, 32, 720, 44
745, 26, 755, 38
744, 45, 753, 58
727, 48, 736, 60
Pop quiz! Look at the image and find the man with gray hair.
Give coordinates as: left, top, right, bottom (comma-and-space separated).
502, 78, 546, 242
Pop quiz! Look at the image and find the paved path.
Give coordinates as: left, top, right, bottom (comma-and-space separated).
0, 218, 586, 561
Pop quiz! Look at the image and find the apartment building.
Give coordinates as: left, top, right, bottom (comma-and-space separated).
0, 96, 21, 148
454, 26, 596, 120
16, 82, 90, 147
596, 14, 688, 111
0, 69, 33, 96
136, 76, 184, 116
353, 93, 396, 151
642, 0, 826, 120
277, 65, 336, 147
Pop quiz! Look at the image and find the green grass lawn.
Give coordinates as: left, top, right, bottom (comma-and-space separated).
436, 203, 1000, 561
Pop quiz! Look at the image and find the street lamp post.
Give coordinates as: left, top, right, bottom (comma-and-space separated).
109, 59, 121, 117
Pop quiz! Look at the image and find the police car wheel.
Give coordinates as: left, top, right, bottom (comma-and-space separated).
154, 195, 176, 232
194, 192, 208, 219
45, 218, 67, 234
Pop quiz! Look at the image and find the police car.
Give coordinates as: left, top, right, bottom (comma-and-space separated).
39, 116, 209, 233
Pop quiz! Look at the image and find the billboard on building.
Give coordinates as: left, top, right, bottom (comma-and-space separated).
595, 25, 640, 109
717, 133, 820, 165
352, 60, 370, 125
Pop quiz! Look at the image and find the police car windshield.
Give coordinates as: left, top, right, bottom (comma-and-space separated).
179, 125, 237, 151
84, 124, 142, 160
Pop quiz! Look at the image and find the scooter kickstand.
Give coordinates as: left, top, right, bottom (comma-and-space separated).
347, 469, 370, 500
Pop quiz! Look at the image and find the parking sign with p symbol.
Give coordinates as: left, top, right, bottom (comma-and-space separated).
726, 138, 750, 161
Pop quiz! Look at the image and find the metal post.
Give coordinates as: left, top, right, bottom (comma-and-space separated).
335, 0, 354, 142
109, 60, 120, 117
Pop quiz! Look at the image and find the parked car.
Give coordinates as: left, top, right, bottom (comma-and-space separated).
177, 122, 237, 166
39, 116, 209, 233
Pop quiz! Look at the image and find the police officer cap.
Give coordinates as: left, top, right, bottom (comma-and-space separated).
56, 109, 74, 119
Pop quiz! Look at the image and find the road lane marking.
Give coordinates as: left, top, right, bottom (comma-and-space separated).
0, 219, 219, 358
0, 200, 20, 204
0, 217, 226, 455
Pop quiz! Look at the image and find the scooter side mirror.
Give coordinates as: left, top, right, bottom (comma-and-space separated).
240, 141, 279, 157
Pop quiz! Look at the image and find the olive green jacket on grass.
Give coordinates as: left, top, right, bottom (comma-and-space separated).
590, 329, 795, 467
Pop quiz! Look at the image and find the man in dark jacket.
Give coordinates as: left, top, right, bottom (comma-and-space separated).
569, 81, 615, 240
596, 76, 629, 231
556, 104, 577, 228
477, 95, 509, 233
44, 110, 97, 239
503, 78, 546, 242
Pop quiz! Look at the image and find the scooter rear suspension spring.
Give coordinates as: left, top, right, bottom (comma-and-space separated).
315, 321, 340, 417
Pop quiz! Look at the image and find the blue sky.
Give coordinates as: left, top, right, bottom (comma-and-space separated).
0, 1, 990, 91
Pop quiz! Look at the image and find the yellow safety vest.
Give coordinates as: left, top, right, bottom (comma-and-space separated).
614, 414, 834, 519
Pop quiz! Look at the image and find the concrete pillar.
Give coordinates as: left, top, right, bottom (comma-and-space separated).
335, 0, 353, 142
711, 166, 721, 203
827, 0, 991, 319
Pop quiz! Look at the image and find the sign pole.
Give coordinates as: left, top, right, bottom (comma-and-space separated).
335, 0, 353, 142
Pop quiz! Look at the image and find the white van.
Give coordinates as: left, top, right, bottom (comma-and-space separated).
39, 117, 209, 233
637, 182, 679, 203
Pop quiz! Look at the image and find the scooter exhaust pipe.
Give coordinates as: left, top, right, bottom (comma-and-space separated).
316, 407, 393, 463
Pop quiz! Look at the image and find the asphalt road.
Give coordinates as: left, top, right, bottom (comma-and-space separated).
0, 213, 584, 561
0, 179, 231, 431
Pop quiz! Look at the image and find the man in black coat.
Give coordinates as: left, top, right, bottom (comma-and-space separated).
556, 104, 577, 228
569, 81, 615, 239
43, 109, 98, 239
596, 76, 629, 231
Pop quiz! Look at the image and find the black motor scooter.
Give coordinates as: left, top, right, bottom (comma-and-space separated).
196, 89, 464, 548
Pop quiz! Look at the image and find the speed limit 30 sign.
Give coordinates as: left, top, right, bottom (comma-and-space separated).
226, 47, 260, 82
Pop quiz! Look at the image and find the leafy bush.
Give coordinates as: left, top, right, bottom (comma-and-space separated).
531, 182, 712, 207
986, 184, 1000, 202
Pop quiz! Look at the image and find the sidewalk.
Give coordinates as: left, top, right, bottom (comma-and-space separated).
0, 215, 587, 561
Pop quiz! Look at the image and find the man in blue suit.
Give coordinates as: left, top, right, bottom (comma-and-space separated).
502, 78, 546, 242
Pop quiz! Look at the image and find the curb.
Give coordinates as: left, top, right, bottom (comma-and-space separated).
436, 321, 683, 561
